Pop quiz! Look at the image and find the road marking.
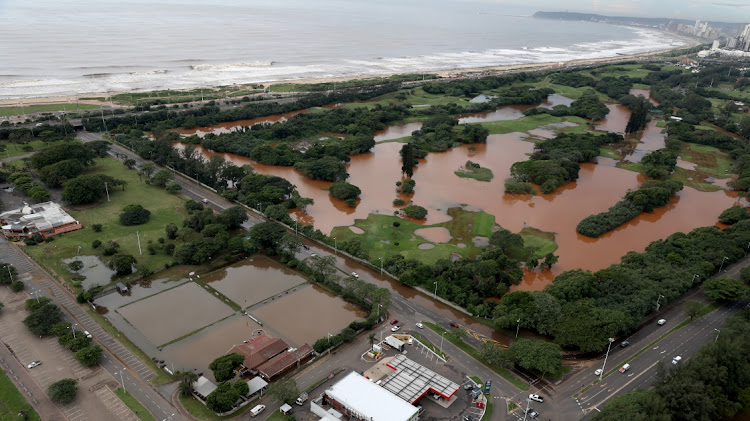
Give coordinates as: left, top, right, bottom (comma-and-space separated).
589, 360, 660, 411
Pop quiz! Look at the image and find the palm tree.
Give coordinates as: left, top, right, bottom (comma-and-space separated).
177, 372, 198, 397
368, 333, 377, 351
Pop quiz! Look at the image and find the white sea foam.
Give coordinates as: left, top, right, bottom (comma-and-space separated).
0, 27, 685, 100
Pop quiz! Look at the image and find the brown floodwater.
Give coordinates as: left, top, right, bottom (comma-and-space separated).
596, 103, 631, 133
629, 88, 660, 106
374, 121, 422, 142
172, 110, 308, 137
415, 227, 452, 243
118, 282, 235, 346
252, 284, 367, 346
204, 255, 307, 308
161, 314, 263, 380
539, 93, 574, 109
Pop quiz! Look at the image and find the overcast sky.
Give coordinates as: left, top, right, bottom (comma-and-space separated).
479, 0, 750, 23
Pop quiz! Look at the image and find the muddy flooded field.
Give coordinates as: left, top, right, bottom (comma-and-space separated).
118, 282, 235, 346
62, 255, 115, 289
204, 255, 306, 308
253, 284, 367, 346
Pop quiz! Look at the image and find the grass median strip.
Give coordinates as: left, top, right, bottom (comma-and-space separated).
481, 400, 494, 421
424, 322, 528, 391
114, 387, 158, 421
0, 369, 41, 421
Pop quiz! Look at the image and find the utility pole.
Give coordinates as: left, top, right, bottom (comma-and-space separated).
104, 182, 110, 202
99, 105, 107, 132
136, 231, 142, 255
120, 369, 125, 393
600, 338, 614, 380
516, 318, 521, 338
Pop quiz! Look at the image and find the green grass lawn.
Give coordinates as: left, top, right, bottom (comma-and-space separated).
519, 227, 557, 257
0, 140, 48, 158
480, 114, 590, 136
114, 387, 158, 421
0, 369, 41, 421
531, 81, 610, 100
25, 156, 190, 287
424, 322, 528, 391
679, 142, 732, 178
179, 395, 258, 420
482, 400, 494, 421
0, 103, 99, 117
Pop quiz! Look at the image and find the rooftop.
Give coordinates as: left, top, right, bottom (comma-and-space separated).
246, 376, 268, 396
193, 376, 217, 399
0, 201, 77, 232
325, 372, 418, 421
227, 334, 288, 370
381, 354, 460, 404
256, 344, 314, 379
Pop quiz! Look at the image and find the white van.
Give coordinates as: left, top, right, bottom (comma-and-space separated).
250, 405, 265, 417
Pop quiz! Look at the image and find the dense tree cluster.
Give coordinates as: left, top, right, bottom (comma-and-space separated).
508, 132, 622, 194
595, 308, 750, 420
8, 172, 50, 202
577, 180, 683, 238
22, 301, 63, 336
623, 95, 652, 134
328, 181, 361, 205
401, 205, 428, 219
62, 174, 126, 205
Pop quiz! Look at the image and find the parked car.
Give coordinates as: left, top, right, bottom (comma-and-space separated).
463, 383, 475, 390
620, 340, 630, 347
619, 363, 630, 373
310, 253, 317, 258
351, 272, 359, 278
391, 319, 399, 325
529, 394, 544, 403
658, 319, 667, 325
416, 322, 424, 329
528, 410, 539, 419
391, 325, 400, 332
449, 321, 459, 328
84, 330, 92, 339
27, 361, 42, 369
672, 356, 682, 365
303, 244, 310, 250
250, 404, 265, 417
594, 369, 603, 376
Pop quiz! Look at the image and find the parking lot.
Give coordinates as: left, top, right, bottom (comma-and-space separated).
0, 286, 138, 421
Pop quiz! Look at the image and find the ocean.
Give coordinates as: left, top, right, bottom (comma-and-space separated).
0, 0, 687, 100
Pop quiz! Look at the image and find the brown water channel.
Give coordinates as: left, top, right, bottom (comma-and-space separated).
172, 110, 308, 137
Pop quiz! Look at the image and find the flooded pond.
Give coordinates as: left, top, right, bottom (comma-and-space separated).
374, 121, 422, 142
118, 282, 235, 346
252, 284, 367, 346
415, 227, 452, 243
204, 255, 306, 308
62, 255, 115, 289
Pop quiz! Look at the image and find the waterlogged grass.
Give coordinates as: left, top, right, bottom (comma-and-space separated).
519, 227, 557, 258
25, 156, 190, 286
617, 162, 645, 173
114, 387, 158, 421
455, 166, 494, 182
0, 369, 41, 421
473, 213, 495, 237
680, 142, 732, 177
671, 167, 723, 192
424, 322, 528, 391
0, 103, 98, 117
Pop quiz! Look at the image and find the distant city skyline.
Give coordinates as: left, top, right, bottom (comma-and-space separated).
476, 0, 749, 23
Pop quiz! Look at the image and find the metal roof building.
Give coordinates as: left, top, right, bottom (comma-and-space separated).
192, 376, 218, 401
381, 354, 460, 403
324, 372, 419, 421
228, 334, 288, 372
256, 344, 314, 380
0, 201, 82, 239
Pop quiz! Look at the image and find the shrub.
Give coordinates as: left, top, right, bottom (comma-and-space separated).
328, 182, 361, 200
119, 204, 151, 226
91, 240, 102, 249
92, 223, 103, 232
48, 379, 78, 404
402, 205, 428, 219
393, 198, 405, 206
10, 281, 24, 292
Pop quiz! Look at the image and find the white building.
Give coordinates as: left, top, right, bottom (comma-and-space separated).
313, 372, 419, 421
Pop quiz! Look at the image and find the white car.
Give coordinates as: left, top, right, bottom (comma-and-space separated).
391, 325, 401, 332
658, 319, 667, 325
27, 361, 42, 369
619, 363, 630, 373
594, 368, 603, 376
416, 322, 424, 329
352, 272, 359, 278
84, 330, 92, 339
529, 394, 544, 403
672, 356, 682, 365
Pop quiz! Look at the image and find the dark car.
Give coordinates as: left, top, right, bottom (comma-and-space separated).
303, 245, 310, 250
449, 321, 459, 328
391, 319, 399, 325
620, 340, 630, 347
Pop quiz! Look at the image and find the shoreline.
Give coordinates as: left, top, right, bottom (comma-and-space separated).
0, 33, 703, 109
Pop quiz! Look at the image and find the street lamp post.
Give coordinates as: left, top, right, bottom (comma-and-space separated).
434, 281, 438, 299
379, 257, 383, 275
72, 323, 77, 339
334, 237, 337, 254
376, 304, 382, 320
516, 318, 521, 339
718, 256, 729, 273
5, 264, 13, 283
599, 337, 615, 381
439, 332, 447, 353
656, 294, 665, 312
714, 328, 720, 343
522, 397, 532, 421
691, 274, 700, 284
120, 369, 125, 393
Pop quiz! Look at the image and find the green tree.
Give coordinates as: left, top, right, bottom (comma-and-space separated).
267, 378, 299, 404
9, 281, 23, 292
218, 206, 248, 229
329, 182, 361, 200
50, 322, 72, 337
139, 163, 156, 179
233, 380, 249, 397
123, 158, 136, 169
368, 333, 377, 351
151, 169, 173, 187
208, 353, 244, 382
178, 372, 199, 397
401, 205, 427, 219
48, 379, 78, 404
703, 277, 746, 302
25, 297, 51, 312
165, 222, 179, 240
400, 143, 417, 178
718, 205, 750, 225
107, 254, 136, 276
477, 341, 513, 368
74, 345, 103, 366
249, 222, 286, 253
23, 303, 63, 336
508, 339, 562, 376
685, 301, 703, 320
119, 204, 151, 226
593, 390, 669, 421
205, 381, 239, 414
0, 263, 18, 285
165, 182, 182, 194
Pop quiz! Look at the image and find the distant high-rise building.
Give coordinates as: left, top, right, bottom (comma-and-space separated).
727, 37, 738, 49
742, 24, 750, 40
712, 40, 720, 50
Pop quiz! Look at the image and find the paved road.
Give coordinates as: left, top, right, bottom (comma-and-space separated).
0, 342, 66, 420
0, 238, 185, 421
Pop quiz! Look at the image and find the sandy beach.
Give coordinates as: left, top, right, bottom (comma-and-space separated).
0, 34, 702, 110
